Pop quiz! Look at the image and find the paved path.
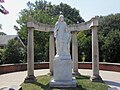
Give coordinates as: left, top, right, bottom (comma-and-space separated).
0, 69, 120, 90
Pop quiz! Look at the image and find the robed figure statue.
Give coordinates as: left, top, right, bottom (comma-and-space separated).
54, 15, 71, 60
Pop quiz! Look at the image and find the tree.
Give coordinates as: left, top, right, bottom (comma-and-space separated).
15, 0, 84, 62
98, 14, 120, 37
77, 31, 92, 62
2, 39, 24, 64
98, 14, 120, 63
102, 29, 120, 63
77, 13, 120, 63
0, 49, 4, 64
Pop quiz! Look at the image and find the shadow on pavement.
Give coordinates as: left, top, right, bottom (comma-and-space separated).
104, 80, 120, 87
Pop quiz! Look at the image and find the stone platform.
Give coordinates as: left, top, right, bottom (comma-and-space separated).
50, 59, 76, 88
50, 77, 76, 88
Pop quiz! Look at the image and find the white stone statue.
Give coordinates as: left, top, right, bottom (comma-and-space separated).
50, 15, 76, 88
54, 15, 71, 59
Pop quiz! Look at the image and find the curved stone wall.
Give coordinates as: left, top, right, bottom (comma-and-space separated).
0, 62, 119, 74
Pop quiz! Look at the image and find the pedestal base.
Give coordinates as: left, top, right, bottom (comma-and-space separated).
50, 77, 76, 88
24, 75, 36, 83
50, 58, 76, 88
53, 60, 72, 80
90, 75, 103, 82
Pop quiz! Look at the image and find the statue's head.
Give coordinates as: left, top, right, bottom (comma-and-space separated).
58, 15, 64, 22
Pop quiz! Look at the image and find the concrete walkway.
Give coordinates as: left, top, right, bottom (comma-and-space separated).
0, 69, 120, 90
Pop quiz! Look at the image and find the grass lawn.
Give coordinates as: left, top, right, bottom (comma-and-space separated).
21, 75, 109, 90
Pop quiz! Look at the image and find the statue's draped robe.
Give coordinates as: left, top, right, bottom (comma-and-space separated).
54, 21, 71, 57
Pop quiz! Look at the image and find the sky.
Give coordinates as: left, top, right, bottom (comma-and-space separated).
0, 0, 120, 35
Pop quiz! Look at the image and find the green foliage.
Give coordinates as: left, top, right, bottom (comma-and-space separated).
22, 75, 109, 90
45, 2, 84, 24
78, 13, 120, 63
98, 14, 120, 63
15, 0, 84, 62
78, 31, 92, 62
101, 29, 120, 62
2, 39, 25, 64
99, 14, 120, 37
0, 49, 4, 64
34, 31, 49, 62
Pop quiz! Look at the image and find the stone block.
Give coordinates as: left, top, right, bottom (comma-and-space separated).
50, 59, 76, 88
53, 59, 72, 81
50, 77, 76, 88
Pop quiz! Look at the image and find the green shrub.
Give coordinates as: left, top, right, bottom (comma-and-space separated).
0, 49, 4, 64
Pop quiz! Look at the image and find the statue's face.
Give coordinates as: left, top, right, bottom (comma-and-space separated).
59, 15, 64, 22
60, 16, 64, 22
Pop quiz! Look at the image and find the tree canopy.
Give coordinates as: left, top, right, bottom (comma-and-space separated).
98, 14, 120, 63
1, 39, 24, 64
77, 13, 120, 63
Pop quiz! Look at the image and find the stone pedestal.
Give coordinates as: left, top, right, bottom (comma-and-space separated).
50, 78, 76, 88
50, 56, 76, 88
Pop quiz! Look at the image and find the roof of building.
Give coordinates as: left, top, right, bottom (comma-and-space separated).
0, 31, 7, 35
0, 35, 25, 47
